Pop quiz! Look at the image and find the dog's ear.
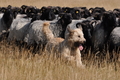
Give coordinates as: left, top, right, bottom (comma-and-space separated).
78, 26, 83, 30
67, 27, 74, 32
67, 27, 74, 35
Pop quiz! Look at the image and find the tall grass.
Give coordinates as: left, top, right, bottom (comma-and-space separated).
0, 40, 119, 80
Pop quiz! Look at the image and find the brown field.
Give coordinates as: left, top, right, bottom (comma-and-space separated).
0, 0, 120, 10
0, 40, 120, 80
0, 0, 120, 80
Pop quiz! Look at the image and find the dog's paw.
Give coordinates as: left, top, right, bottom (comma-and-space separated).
76, 63, 85, 69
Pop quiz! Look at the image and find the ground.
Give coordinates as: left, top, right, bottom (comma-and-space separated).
0, 0, 120, 10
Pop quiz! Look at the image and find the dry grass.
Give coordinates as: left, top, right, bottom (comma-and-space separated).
0, 0, 120, 80
0, 0, 120, 10
0, 40, 119, 80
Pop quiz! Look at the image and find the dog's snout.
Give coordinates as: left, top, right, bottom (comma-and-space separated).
83, 40, 86, 43
81, 39, 86, 44
82, 38, 86, 43
79, 38, 86, 44
81, 40, 86, 44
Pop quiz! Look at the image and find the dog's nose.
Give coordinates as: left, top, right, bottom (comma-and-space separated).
79, 38, 86, 43
82, 38, 86, 43
83, 38, 86, 43
83, 40, 86, 43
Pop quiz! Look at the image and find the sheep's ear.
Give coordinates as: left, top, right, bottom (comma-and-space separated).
76, 23, 81, 28
89, 8, 94, 13
76, 22, 84, 28
76, 23, 83, 30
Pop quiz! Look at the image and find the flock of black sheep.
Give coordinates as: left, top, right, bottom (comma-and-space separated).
0, 5, 120, 60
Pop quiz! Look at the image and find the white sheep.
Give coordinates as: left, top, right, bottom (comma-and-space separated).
65, 19, 87, 38
24, 20, 46, 45
109, 27, 120, 52
7, 18, 31, 41
24, 13, 73, 45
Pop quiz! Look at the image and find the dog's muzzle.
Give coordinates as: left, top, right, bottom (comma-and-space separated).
74, 41, 86, 51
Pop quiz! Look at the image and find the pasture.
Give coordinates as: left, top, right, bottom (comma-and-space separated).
0, 0, 120, 80
0, 0, 120, 10
0, 40, 120, 80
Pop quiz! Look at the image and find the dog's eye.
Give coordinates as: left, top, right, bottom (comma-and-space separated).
78, 35, 81, 38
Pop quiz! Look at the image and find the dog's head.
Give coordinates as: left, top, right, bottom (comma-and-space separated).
67, 27, 86, 51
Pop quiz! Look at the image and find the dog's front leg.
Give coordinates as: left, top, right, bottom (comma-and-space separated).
62, 51, 75, 61
75, 49, 85, 68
